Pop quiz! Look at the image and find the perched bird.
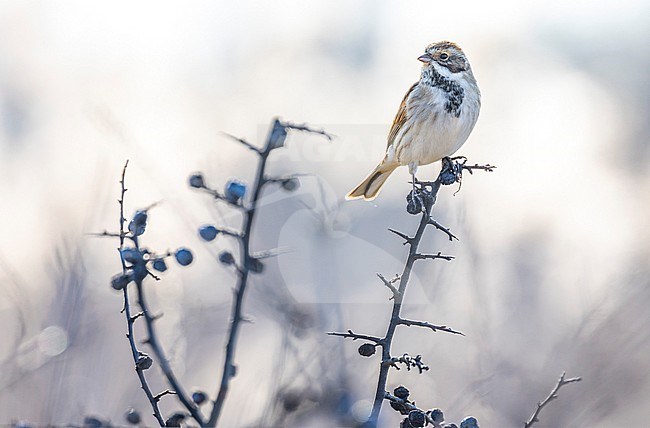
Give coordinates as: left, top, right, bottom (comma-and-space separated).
347, 41, 481, 200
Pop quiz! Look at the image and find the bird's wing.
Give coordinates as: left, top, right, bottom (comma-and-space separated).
386, 82, 418, 149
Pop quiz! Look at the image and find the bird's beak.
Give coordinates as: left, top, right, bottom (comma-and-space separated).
418, 53, 432, 63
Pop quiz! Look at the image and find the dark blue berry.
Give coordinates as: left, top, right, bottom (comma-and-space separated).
225, 179, 247, 202
152, 258, 167, 272
192, 390, 208, 405
394, 386, 410, 399
189, 173, 205, 188
358, 343, 376, 357
406, 191, 423, 215
125, 408, 141, 424
246, 257, 264, 273
219, 251, 235, 266
121, 247, 142, 264
174, 248, 194, 266
440, 169, 457, 185
111, 273, 131, 290
408, 410, 426, 427
136, 352, 153, 370
460, 417, 479, 428
128, 210, 148, 236
199, 225, 219, 242
429, 408, 444, 423
165, 412, 186, 427
83, 417, 108, 428
281, 178, 299, 191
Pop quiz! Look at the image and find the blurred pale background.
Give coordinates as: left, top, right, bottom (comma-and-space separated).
0, 1, 648, 427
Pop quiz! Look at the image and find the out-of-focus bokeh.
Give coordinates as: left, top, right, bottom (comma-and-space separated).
1, 1, 648, 426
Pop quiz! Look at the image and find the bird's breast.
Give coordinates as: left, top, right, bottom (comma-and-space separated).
391, 84, 480, 166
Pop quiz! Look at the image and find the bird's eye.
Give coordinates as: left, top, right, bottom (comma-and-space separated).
439, 52, 449, 60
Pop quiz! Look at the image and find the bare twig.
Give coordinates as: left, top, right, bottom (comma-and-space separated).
448, 155, 496, 174
377, 273, 401, 300
326, 329, 384, 344
282, 121, 334, 141
462, 163, 496, 173
218, 227, 245, 239
388, 228, 413, 245
130, 312, 144, 322
88, 230, 127, 238
154, 389, 178, 402
221, 131, 262, 154
118, 162, 128, 238
263, 172, 313, 183
413, 252, 455, 262
428, 218, 458, 241
524, 371, 582, 428
397, 318, 464, 336
251, 247, 293, 259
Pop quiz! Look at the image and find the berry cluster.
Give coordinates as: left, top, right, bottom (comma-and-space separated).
389, 386, 479, 428
110, 209, 194, 291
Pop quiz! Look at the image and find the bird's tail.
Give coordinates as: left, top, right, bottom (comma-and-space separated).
346, 162, 398, 201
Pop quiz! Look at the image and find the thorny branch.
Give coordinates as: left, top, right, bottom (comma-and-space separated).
388, 228, 412, 244
524, 371, 582, 428
397, 318, 464, 336
207, 118, 332, 426
109, 162, 204, 424
103, 119, 330, 426
367, 171, 451, 426
326, 329, 384, 345
413, 252, 455, 262
116, 161, 166, 426
449, 155, 496, 174
329, 157, 494, 427
427, 218, 458, 241
281, 121, 334, 141
154, 389, 178, 402
221, 131, 262, 154
133, 277, 204, 423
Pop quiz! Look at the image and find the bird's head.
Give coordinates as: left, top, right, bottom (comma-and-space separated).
418, 41, 470, 75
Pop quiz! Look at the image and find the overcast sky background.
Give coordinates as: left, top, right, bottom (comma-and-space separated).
0, 1, 648, 426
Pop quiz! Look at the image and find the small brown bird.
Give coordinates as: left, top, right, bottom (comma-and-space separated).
347, 41, 481, 200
